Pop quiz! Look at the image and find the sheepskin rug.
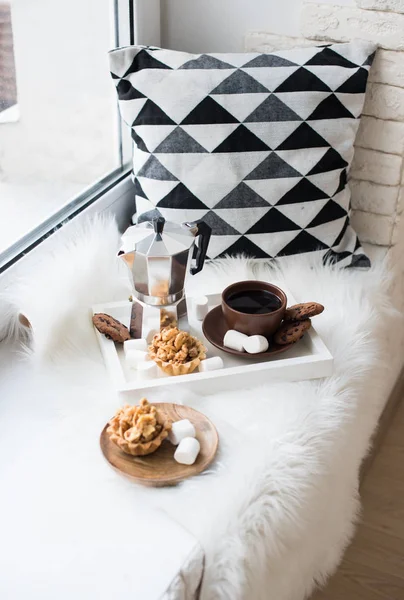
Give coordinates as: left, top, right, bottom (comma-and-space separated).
0, 217, 397, 600
154, 256, 396, 600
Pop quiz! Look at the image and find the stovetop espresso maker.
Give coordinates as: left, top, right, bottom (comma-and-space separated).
121, 217, 211, 341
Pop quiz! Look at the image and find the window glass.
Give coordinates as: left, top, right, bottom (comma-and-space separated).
0, 0, 128, 258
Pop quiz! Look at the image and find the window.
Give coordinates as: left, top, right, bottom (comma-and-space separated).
0, 2, 17, 117
0, 0, 134, 270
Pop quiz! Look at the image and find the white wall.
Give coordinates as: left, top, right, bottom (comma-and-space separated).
160, 0, 354, 53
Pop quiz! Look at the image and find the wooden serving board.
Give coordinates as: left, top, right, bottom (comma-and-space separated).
100, 403, 219, 487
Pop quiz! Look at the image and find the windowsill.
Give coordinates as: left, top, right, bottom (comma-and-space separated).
0, 171, 134, 284
0, 179, 84, 255
0, 169, 134, 274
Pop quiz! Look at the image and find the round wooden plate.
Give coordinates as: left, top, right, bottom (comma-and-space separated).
100, 403, 219, 487
202, 305, 294, 358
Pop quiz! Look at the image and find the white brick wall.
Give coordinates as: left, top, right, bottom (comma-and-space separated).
356, 0, 404, 13
391, 216, 402, 244
397, 187, 404, 213
301, 3, 404, 50
349, 180, 399, 215
368, 50, 404, 86
350, 148, 402, 186
363, 83, 404, 122
355, 116, 404, 154
246, 3, 404, 249
350, 210, 395, 245
244, 32, 315, 52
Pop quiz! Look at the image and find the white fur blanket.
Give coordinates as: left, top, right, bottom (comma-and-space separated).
153, 256, 395, 600
0, 217, 396, 600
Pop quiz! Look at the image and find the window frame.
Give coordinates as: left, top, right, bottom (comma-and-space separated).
0, 172, 136, 302
0, 0, 161, 274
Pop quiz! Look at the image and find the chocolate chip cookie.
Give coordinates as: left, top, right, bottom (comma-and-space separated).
284, 302, 324, 322
92, 313, 130, 343
274, 319, 311, 346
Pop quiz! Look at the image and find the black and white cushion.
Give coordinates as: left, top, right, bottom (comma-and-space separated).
109, 41, 376, 266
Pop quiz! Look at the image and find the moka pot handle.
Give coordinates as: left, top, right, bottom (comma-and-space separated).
183, 219, 211, 276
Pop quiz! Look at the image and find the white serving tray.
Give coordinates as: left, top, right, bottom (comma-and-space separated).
92, 291, 333, 394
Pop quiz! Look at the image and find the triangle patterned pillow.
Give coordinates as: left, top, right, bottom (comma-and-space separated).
109, 41, 376, 267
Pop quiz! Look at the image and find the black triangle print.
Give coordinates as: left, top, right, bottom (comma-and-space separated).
336, 68, 368, 93
276, 123, 330, 151
363, 51, 376, 67
110, 72, 120, 80
157, 183, 208, 209
213, 125, 270, 152
137, 155, 178, 181
131, 129, 149, 153
278, 231, 329, 256
222, 236, 269, 259
245, 153, 302, 180
116, 79, 145, 101
334, 169, 347, 196
155, 127, 207, 153
245, 94, 303, 123
322, 248, 351, 265
307, 148, 348, 176
332, 216, 349, 247
123, 49, 172, 76
180, 54, 235, 69
350, 253, 371, 268
275, 67, 331, 92
354, 236, 362, 252
247, 208, 300, 234
138, 208, 163, 224
214, 182, 268, 209
181, 97, 239, 125
203, 211, 241, 235
133, 100, 176, 126
277, 178, 328, 205
308, 200, 347, 227
243, 54, 298, 68
211, 69, 269, 94
133, 177, 147, 199
304, 47, 358, 68
307, 94, 355, 120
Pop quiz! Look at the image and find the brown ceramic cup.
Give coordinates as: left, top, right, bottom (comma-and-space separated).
221, 280, 287, 337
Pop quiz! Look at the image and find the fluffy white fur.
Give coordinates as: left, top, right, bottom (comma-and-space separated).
0, 215, 132, 361
0, 216, 398, 599
160, 256, 396, 599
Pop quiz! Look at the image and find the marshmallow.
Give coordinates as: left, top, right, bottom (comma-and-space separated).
194, 296, 209, 321
124, 338, 148, 355
125, 350, 149, 370
198, 356, 224, 372
174, 437, 200, 465
143, 326, 159, 344
223, 329, 248, 352
244, 335, 269, 354
137, 361, 158, 380
169, 419, 196, 445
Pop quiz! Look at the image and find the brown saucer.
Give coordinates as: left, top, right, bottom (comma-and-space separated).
100, 403, 219, 487
202, 305, 294, 358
